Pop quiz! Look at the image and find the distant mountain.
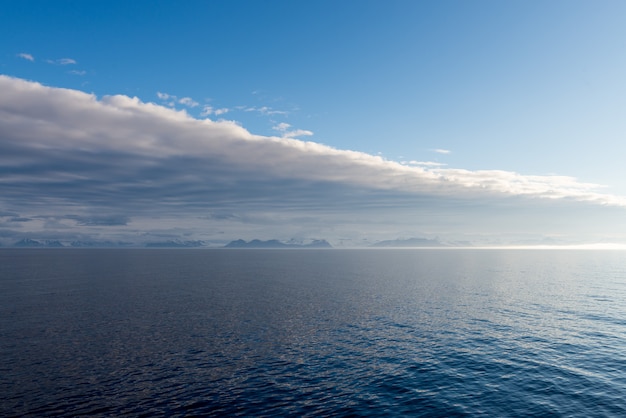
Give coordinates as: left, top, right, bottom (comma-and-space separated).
371, 237, 446, 247
299, 239, 333, 248
13, 238, 64, 248
70, 241, 97, 247
224, 239, 332, 249
44, 240, 64, 247
69, 241, 133, 248
13, 238, 45, 247
145, 240, 205, 248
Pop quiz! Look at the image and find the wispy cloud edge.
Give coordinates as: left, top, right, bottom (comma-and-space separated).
17, 52, 34, 62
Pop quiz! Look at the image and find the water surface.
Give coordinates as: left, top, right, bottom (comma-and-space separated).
1, 249, 625, 416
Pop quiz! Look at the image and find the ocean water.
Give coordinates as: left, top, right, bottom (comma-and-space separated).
1, 249, 625, 417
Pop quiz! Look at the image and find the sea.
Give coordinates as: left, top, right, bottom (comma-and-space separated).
1, 248, 625, 417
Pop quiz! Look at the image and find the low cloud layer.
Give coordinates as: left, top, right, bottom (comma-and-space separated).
1, 75, 625, 245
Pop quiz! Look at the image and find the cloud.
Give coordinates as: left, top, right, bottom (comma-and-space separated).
69, 70, 86, 76
1, 75, 625, 244
273, 122, 291, 132
178, 97, 199, 108
201, 105, 230, 117
407, 161, 447, 167
9, 217, 32, 223
432, 148, 451, 154
237, 105, 289, 116
66, 215, 130, 226
272, 122, 313, 138
157, 92, 200, 109
47, 58, 77, 65
17, 53, 34, 62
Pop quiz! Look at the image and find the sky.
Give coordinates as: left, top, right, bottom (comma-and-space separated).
2, 0, 626, 247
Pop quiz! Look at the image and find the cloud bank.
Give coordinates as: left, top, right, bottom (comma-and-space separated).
1, 75, 625, 245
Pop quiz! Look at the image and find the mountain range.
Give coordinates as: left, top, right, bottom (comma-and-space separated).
224, 239, 332, 249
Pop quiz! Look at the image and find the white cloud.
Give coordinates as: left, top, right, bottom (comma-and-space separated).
1, 75, 621, 206
156, 92, 177, 108
157, 92, 200, 109
432, 148, 451, 154
1, 75, 625, 244
238, 105, 289, 116
178, 97, 199, 108
201, 105, 230, 117
283, 129, 314, 139
273, 122, 291, 132
408, 161, 447, 167
47, 58, 77, 65
272, 122, 313, 138
17, 53, 34, 61
69, 70, 86, 76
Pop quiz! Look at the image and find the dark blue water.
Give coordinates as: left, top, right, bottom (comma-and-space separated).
1, 249, 625, 416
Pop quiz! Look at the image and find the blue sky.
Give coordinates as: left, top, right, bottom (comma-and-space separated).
2, 0, 626, 246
